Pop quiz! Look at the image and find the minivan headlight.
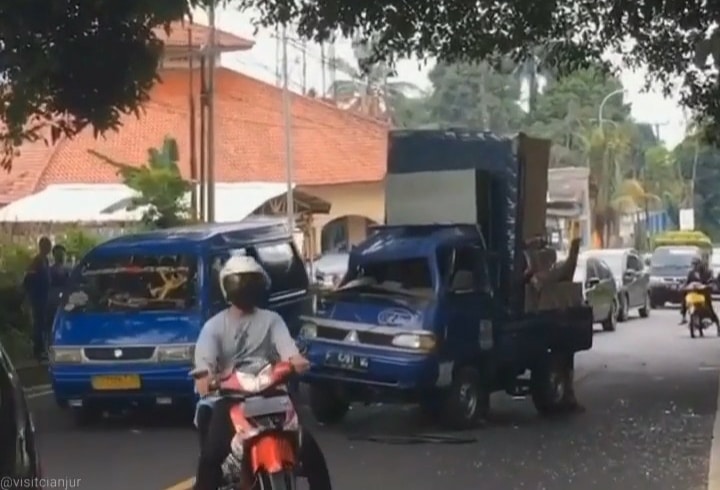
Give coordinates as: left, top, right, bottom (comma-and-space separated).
50, 347, 82, 364
157, 344, 194, 362
299, 323, 318, 339
391, 333, 436, 352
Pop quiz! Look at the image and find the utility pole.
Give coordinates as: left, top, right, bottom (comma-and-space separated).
281, 25, 295, 232
206, 1, 216, 222
301, 39, 307, 94
320, 42, 326, 96
187, 21, 198, 221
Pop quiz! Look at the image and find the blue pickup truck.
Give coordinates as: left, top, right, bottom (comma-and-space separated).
298, 130, 594, 429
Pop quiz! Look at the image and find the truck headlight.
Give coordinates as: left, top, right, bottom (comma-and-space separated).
157, 344, 194, 362
50, 347, 82, 364
391, 333, 436, 352
299, 323, 318, 339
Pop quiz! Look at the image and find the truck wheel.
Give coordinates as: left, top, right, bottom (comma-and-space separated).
441, 367, 489, 430
531, 356, 572, 416
308, 383, 349, 425
602, 300, 617, 332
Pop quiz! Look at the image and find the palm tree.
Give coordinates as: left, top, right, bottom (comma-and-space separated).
327, 34, 424, 123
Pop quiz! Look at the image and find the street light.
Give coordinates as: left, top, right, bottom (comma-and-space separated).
598, 88, 626, 129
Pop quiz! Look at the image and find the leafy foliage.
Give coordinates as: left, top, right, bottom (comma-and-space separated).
238, 0, 720, 138
0, 1, 208, 168
90, 136, 191, 229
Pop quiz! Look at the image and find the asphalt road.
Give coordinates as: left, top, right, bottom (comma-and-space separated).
27, 305, 720, 490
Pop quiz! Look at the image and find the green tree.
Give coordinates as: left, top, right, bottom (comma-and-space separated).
420, 62, 524, 133
673, 134, 720, 240
241, 0, 720, 138
0, 0, 218, 168
90, 136, 191, 229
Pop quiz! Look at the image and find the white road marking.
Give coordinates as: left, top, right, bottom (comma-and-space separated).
708, 373, 720, 490
164, 477, 194, 490
27, 388, 53, 399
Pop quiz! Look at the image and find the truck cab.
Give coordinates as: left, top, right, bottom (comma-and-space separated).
300, 225, 493, 417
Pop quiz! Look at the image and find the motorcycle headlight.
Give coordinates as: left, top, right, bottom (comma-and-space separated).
49, 347, 82, 364
157, 344, 194, 362
391, 333, 436, 352
299, 323, 318, 339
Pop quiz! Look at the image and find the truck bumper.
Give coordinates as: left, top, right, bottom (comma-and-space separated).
51, 363, 195, 409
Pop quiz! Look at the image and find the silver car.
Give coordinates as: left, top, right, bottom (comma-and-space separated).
574, 253, 619, 331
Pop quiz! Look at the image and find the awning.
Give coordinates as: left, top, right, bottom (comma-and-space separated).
0, 182, 332, 223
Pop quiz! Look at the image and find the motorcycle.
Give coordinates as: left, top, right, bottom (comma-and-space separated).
684, 282, 717, 338
210, 361, 301, 490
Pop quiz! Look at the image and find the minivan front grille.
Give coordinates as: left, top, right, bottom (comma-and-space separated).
316, 325, 394, 347
83, 346, 156, 361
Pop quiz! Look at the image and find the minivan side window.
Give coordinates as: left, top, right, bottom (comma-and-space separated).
253, 242, 308, 295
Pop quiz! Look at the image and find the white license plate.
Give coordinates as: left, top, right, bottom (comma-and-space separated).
243, 395, 292, 417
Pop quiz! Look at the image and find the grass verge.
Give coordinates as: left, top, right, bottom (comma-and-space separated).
1, 328, 50, 387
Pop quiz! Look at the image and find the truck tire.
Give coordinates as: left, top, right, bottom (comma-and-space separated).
441, 366, 489, 430
531, 355, 572, 416
309, 383, 349, 425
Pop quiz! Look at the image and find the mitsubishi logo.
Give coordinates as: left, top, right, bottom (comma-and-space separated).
344, 330, 359, 343
113, 349, 123, 359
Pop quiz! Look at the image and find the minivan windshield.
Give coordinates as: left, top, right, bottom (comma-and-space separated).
339, 257, 434, 298
651, 248, 698, 270
63, 253, 198, 313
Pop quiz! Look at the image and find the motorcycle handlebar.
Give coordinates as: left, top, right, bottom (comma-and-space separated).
208, 361, 296, 395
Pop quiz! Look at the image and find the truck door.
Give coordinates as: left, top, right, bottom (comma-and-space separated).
441, 244, 494, 359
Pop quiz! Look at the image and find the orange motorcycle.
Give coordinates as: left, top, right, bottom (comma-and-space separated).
210, 361, 300, 490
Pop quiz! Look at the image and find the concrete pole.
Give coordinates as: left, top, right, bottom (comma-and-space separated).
206, 1, 217, 222
281, 25, 295, 232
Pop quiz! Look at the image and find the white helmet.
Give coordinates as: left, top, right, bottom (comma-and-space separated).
218, 255, 270, 301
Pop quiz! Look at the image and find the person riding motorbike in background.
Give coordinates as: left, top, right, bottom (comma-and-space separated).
680, 257, 719, 326
191, 255, 329, 490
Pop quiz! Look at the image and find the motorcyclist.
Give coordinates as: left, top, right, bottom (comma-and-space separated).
680, 257, 718, 326
191, 255, 311, 490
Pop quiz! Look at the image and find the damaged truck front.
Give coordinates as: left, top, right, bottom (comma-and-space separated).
298, 130, 594, 429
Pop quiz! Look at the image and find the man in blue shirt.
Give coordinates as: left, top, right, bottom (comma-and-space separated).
23, 237, 52, 361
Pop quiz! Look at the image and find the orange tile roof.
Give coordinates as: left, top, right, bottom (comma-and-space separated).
154, 21, 254, 51
0, 131, 61, 205
35, 68, 388, 189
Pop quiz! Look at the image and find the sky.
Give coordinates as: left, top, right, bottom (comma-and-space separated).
196, 5, 689, 148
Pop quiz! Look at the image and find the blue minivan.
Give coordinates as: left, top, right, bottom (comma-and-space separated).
49, 218, 310, 423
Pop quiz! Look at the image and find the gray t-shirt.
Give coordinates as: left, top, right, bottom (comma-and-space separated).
193, 307, 299, 375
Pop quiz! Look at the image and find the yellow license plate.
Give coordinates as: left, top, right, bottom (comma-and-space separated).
91, 375, 141, 390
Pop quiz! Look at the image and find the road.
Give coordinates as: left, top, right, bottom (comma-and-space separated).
27, 306, 720, 490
